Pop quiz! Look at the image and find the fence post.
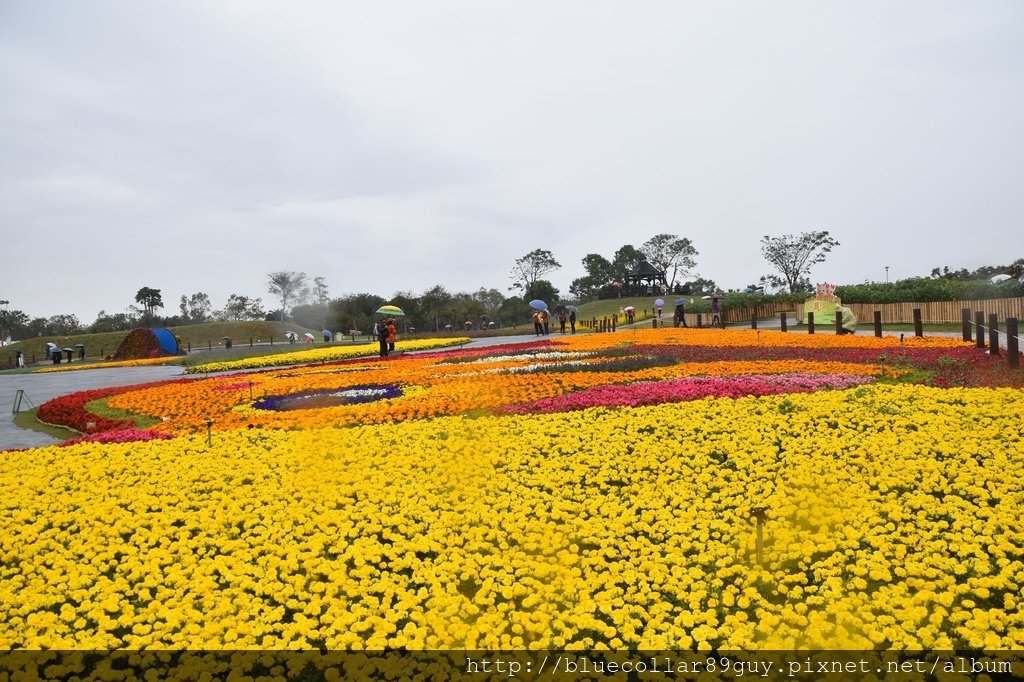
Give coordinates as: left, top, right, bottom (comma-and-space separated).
873, 311, 882, 338
807, 312, 815, 334
988, 314, 1000, 356
751, 314, 757, 330
975, 312, 985, 349
780, 312, 787, 332
250, 337, 253, 347
913, 309, 923, 337
961, 308, 972, 343
208, 339, 212, 350
1007, 318, 1019, 369
834, 311, 843, 335
612, 316, 616, 332
652, 316, 657, 329
696, 313, 703, 328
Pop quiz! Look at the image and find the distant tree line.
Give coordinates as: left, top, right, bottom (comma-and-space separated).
1, 245, 1020, 342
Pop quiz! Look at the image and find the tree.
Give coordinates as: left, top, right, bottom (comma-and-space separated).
472, 288, 506, 321
0, 308, 29, 341
89, 310, 138, 333
527, 279, 560, 304
687, 277, 719, 296
569, 254, 615, 300
509, 249, 560, 297
266, 271, 308, 321
178, 292, 212, 323
134, 287, 164, 316
611, 245, 644, 281
418, 285, 453, 332
760, 231, 840, 293
218, 295, 265, 321
639, 234, 698, 289
312, 277, 330, 306
329, 293, 386, 334
46, 314, 82, 336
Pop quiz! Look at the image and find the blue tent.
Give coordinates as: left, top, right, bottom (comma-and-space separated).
150, 328, 179, 355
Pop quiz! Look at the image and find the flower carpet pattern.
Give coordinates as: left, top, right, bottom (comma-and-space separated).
2, 328, 1023, 654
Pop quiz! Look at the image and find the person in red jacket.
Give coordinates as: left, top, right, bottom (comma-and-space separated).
386, 318, 398, 352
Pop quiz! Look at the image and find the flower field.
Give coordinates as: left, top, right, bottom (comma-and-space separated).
2, 328, 1023, 655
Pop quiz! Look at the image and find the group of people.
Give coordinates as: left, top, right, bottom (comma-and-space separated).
532, 308, 577, 335
374, 318, 398, 357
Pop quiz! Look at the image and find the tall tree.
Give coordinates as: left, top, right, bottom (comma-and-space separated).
760, 231, 840, 293
266, 271, 308, 321
639, 234, 698, 289
570, 253, 615, 300
418, 284, 453, 332
312, 277, 330, 306
611, 245, 644, 281
218, 295, 266, 321
178, 292, 212, 323
509, 249, 560, 297
134, 287, 163, 316
472, 287, 506, 320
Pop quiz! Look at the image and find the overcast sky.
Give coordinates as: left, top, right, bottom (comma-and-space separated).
2, 1, 1021, 322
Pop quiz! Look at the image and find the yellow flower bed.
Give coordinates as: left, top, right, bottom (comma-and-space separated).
184, 337, 471, 374
2, 384, 1022, 650
34, 356, 182, 373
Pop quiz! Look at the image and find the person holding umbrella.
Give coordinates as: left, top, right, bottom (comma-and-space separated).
532, 309, 543, 336
374, 318, 390, 357
673, 299, 688, 327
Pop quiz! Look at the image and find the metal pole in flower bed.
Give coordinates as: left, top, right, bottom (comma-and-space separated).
913, 309, 923, 338
1007, 318, 1019, 369
780, 312, 787, 332
961, 308, 972, 343
874, 311, 882, 338
975, 312, 985, 350
834, 312, 843, 335
807, 312, 815, 334
751, 314, 757, 330
206, 419, 213, 447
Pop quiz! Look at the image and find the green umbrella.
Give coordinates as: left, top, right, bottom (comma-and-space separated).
375, 305, 405, 316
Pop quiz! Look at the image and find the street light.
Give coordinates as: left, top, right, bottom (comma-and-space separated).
885, 267, 890, 284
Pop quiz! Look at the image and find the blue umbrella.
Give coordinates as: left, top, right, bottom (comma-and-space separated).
674, 298, 689, 306
529, 299, 548, 310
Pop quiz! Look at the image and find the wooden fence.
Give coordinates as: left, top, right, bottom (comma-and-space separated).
796, 297, 1024, 324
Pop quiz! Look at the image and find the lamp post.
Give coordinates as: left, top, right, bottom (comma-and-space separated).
0, 300, 8, 344
885, 266, 889, 283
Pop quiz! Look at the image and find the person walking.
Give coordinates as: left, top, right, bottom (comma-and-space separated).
711, 297, 722, 328
541, 310, 550, 335
532, 310, 543, 336
557, 310, 568, 334
674, 303, 688, 328
569, 309, 577, 334
375, 319, 389, 357
386, 318, 397, 352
